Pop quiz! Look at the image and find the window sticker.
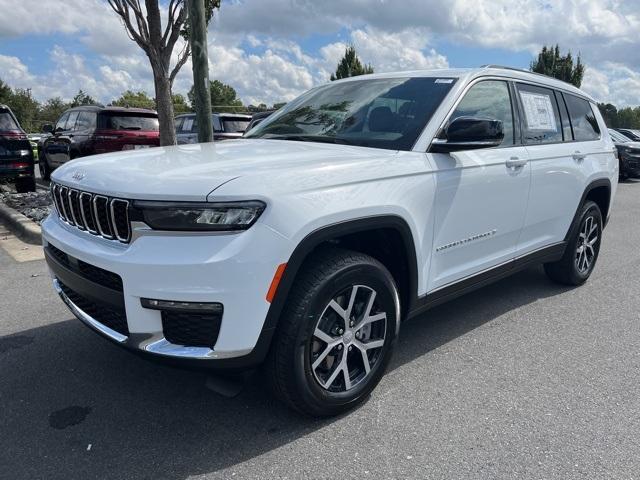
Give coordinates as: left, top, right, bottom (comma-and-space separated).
520, 91, 557, 131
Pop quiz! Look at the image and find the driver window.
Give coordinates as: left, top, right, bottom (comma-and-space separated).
450, 80, 514, 146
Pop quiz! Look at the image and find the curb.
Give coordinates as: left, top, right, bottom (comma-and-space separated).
0, 202, 42, 245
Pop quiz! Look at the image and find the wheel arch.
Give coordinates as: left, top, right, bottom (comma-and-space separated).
264, 215, 419, 333
564, 178, 612, 244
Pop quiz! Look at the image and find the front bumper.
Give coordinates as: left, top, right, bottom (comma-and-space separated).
42, 213, 291, 369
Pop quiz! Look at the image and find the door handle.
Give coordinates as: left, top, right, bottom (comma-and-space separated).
572, 151, 586, 162
506, 156, 528, 169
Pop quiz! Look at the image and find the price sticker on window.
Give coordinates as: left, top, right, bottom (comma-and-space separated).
520, 91, 557, 131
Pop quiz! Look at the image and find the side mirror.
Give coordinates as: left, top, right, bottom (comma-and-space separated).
430, 116, 504, 153
41, 124, 53, 133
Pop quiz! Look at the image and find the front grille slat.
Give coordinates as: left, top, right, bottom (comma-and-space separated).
51, 182, 131, 244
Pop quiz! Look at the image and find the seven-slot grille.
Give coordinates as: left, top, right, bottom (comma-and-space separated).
51, 183, 131, 243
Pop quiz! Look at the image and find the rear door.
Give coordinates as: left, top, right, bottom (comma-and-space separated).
516, 84, 600, 254
428, 79, 531, 290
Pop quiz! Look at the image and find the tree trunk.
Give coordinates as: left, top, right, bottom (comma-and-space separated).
153, 73, 177, 146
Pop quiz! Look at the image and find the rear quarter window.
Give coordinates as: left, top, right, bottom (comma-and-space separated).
564, 94, 600, 141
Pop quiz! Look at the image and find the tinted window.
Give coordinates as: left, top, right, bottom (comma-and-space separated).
174, 117, 184, 132
56, 113, 69, 131
99, 113, 159, 131
0, 111, 19, 131
516, 84, 562, 144
65, 111, 80, 130
449, 80, 514, 146
221, 118, 250, 133
564, 94, 600, 141
246, 77, 457, 151
76, 112, 96, 130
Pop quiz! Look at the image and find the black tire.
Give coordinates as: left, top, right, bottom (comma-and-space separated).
544, 200, 603, 286
39, 152, 51, 180
15, 175, 36, 193
266, 247, 399, 417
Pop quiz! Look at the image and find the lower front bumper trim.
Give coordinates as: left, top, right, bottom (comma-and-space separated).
53, 278, 128, 343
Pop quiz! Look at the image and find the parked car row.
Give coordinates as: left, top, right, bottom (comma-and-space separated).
609, 129, 640, 179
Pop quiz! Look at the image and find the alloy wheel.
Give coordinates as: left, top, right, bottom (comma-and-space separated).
310, 285, 387, 392
575, 215, 599, 274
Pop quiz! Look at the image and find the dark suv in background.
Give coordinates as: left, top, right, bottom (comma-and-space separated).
175, 112, 251, 144
614, 128, 640, 142
0, 104, 36, 192
609, 128, 640, 179
40, 106, 160, 180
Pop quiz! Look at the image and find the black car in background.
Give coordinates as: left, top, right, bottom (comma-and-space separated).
609, 128, 640, 179
244, 111, 275, 133
615, 128, 640, 142
40, 106, 160, 179
0, 104, 36, 192
175, 112, 252, 144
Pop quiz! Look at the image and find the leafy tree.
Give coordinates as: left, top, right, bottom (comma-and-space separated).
272, 102, 286, 110
70, 89, 97, 107
108, 0, 221, 145
172, 93, 191, 114
7, 88, 40, 132
39, 97, 70, 125
330, 45, 374, 81
530, 44, 584, 88
0, 79, 11, 104
597, 103, 618, 127
188, 80, 244, 112
111, 90, 155, 109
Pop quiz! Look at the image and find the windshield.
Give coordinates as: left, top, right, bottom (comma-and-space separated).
0, 111, 19, 131
99, 113, 159, 131
221, 119, 250, 133
245, 77, 457, 151
609, 129, 629, 143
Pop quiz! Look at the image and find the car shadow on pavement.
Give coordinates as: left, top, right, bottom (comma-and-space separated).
1, 265, 570, 479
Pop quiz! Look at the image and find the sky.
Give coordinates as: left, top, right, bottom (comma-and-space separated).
0, 0, 639, 108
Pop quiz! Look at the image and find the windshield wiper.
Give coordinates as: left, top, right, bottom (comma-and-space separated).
262, 134, 349, 145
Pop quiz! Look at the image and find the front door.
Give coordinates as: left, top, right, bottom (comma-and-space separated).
427, 79, 531, 291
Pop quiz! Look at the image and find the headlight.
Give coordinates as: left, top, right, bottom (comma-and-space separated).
131, 200, 266, 231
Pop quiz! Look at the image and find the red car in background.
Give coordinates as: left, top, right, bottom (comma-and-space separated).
40, 106, 160, 180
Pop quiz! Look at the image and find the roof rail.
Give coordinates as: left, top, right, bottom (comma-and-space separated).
480, 64, 577, 88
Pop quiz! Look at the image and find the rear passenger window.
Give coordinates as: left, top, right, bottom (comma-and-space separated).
516, 84, 562, 144
174, 117, 184, 132
564, 94, 600, 141
450, 80, 514, 146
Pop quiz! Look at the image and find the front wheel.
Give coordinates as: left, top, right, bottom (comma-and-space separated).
545, 200, 603, 286
266, 248, 399, 417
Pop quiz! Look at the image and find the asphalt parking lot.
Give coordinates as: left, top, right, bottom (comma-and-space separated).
1, 180, 639, 480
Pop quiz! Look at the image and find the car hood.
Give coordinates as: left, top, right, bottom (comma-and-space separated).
51, 139, 403, 201
618, 141, 640, 150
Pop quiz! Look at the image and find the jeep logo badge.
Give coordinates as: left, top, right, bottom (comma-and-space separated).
72, 171, 85, 181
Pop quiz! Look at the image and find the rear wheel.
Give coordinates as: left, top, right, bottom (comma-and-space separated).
15, 175, 36, 193
39, 152, 51, 180
266, 248, 399, 417
544, 200, 603, 286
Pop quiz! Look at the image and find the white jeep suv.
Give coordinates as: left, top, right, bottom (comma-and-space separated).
42, 66, 617, 416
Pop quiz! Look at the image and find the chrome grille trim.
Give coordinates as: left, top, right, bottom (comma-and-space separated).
79, 192, 99, 235
110, 199, 131, 242
93, 195, 114, 239
51, 182, 131, 243
68, 189, 84, 229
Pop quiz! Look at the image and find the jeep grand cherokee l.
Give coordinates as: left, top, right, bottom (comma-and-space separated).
42, 67, 617, 416
0, 104, 36, 192
40, 106, 160, 180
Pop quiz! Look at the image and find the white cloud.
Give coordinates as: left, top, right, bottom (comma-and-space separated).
1, 0, 640, 107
